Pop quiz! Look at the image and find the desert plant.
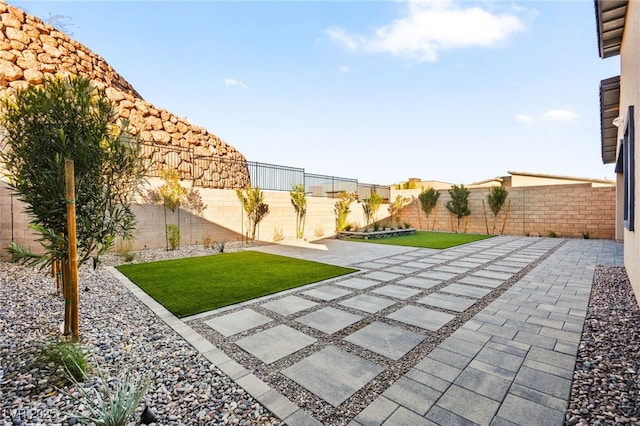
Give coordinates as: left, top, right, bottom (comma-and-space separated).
273, 226, 284, 242
202, 233, 213, 248
41, 340, 89, 383
547, 230, 558, 238
487, 187, 509, 234
404, 222, 412, 229
373, 222, 380, 231
583, 231, 590, 239
167, 224, 180, 250
334, 191, 357, 231
418, 187, 440, 230
115, 238, 135, 263
290, 183, 307, 239
314, 224, 325, 238
214, 240, 227, 253
446, 184, 471, 233
388, 195, 410, 228
0, 75, 147, 341
362, 192, 383, 227
60, 363, 149, 426
236, 186, 270, 241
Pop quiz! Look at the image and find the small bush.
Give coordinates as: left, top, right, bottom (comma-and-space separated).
115, 239, 135, 263
583, 231, 590, 239
167, 224, 180, 250
344, 224, 352, 231
314, 224, 324, 238
404, 222, 412, 229
547, 230, 558, 238
202, 233, 213, 248
373, 223, 380, 231
273, 227, 284, 242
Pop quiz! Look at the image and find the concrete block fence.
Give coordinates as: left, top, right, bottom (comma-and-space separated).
0, 180, 616, 260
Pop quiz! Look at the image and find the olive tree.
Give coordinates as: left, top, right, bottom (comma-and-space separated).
362, 192, 383, 228
487, 186, 509, 234
446, 184, 471, 233
236, 186, 270, 241
0, 76, 147, 340
290, 183, 307, 239
418, 187, 440, 230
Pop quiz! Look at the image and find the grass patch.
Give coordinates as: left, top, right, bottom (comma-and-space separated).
117, 251, 356, 318
346, 231, 494, 249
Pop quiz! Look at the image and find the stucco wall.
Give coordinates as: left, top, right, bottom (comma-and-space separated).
618, 0, 640, 305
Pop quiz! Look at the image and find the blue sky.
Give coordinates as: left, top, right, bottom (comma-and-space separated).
14, 1, 620, 185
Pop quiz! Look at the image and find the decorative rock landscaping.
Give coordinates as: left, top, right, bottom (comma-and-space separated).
337, 228, 416, 240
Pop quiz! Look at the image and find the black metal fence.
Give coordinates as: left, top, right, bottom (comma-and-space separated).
141, 142, 390, 200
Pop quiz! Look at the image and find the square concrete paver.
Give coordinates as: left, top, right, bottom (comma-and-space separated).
302, 286, 352, 301
418, 271, 457, 281
384, 265, 421, 275
236, 325, 316, 364
296, 307, 363, 334
372, 285, 421, 300
337, 277, 381, 290
339, 294, 395, 313
283, 346, 384, 407
205, 309, 273, 337
418, 293, 477, 312
397, 277, 440, 290
344, 321, 425, 360
441, 283, 492, 299
362, 271, 403, 282
387, 305, 455, 331
261, 295, 318, 316
457, 276, 504, 289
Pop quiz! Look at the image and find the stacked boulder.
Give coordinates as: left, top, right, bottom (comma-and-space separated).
0, 1, 250, 188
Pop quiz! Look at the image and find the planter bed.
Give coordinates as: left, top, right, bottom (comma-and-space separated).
337, 228, 416, 240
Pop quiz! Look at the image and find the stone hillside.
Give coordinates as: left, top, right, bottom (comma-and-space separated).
0, 1, 249, 188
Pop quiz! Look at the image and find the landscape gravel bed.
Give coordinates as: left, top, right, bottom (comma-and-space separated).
1, 242, 638, 426
0, 242, 279, 426
565, 265, 640, 426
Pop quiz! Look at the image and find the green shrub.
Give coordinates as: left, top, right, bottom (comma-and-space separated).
41, 340, 88, 383
167, 224, 180, 250
334, 191, 356, 232
547, 230, 558, 238
214, 240, 227, 253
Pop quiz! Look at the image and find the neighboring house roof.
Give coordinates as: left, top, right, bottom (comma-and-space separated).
507, 170, 615, 186
595, 0, 628, 58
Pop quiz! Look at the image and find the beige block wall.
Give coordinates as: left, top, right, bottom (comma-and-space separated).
0, 179, 616, 260
394, 184, 615, 239
619, 0, 640, 305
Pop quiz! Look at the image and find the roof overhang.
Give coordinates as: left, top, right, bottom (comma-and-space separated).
595, 0, 628, 58
600, 76, 620, 164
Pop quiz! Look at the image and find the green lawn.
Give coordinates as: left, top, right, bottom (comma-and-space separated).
346, 231, 494, 249
117, 251, 356, 318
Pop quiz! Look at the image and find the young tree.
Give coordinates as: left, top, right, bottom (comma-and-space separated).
487, 186, 509, 234
236, 186, 270, 241
362, 192, 383, 228
446, 184, 471, 233
290, 183, 307, 239
388, 195, 410, 227
418, 187, 440, 230
0, 75, 146, 340
334, 191, 356, 231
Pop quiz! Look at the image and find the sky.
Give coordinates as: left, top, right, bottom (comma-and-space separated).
13, 0, 621, 186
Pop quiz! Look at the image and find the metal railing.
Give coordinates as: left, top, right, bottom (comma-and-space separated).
140, 142, 390, 199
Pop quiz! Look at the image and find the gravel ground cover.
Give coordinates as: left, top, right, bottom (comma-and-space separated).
565, 266, 640, 426
1, 242, 280, 426
2, 241, 639, 426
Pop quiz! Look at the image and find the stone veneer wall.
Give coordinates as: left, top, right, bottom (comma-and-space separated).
0, 1, 249, 188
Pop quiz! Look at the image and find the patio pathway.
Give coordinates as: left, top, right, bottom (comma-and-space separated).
112, 236, 623, 425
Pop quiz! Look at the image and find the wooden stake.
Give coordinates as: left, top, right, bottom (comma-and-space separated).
482, 200, 489, 234
501, 199, 512, 235
65, 159, 80, 342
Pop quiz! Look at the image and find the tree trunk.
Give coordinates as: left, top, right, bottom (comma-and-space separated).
65, 159, 80, 342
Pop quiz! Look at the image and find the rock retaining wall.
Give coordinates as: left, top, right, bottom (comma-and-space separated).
0, 1, 249, 188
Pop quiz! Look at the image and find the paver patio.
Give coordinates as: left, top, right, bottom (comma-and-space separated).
114, 236, 623, 425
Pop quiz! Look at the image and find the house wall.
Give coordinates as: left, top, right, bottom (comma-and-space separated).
618, 0, 640, 305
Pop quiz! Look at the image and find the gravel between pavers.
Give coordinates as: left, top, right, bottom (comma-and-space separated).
2, 243, 639, 426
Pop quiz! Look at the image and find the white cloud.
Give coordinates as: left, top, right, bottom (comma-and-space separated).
326, 0, 526, 62
339, 65, 350, 73
224, 77, 248, 90
543, 109, 578, 121
515, 114, 534, 124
